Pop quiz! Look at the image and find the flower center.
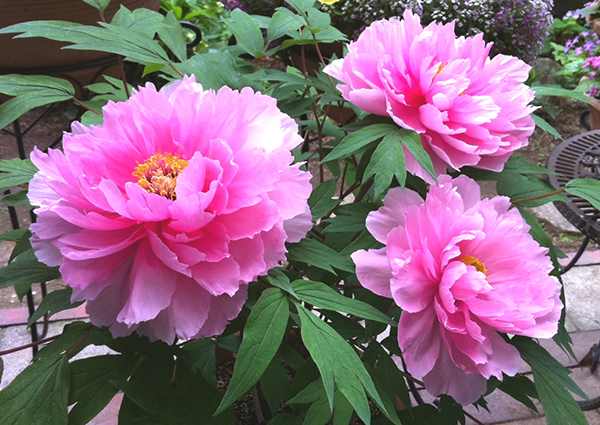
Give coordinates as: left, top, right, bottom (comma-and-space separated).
460, 254, 487, 275
133, 152, 188, 200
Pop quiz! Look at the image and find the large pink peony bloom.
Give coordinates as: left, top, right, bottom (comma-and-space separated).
351, 175, 562, 405
28, 77, 312, 343
324, 11, 536, 181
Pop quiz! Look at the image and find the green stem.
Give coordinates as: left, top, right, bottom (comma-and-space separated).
511, 188, 565, 205
73, 97, 101, 115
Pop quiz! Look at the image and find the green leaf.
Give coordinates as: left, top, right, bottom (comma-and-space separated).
175, 51, 247, 91
227, 9, 265, 57
215, 288, 290, 415
0, 355, 70, 425
291, 280, 395, 326
398, 128, 437, 182
304, 394, 334, 425
512, 336, 588, 425
532, 114, 563, 140
364, 131, 407, 195
28, 287, 84, 327
565, 178, 600, 211
157, 11, 187, 62
267, 11, 303, 45
68, 355, 136, 425
8, 230, 32, 264
180, 338, 217, 387
0, 228, 27, 243
323, 123, 397, 163
287, 238, 354, 274
115, 356, 235, 424
1, 190, 30, 207
0, 74, 74, 97
260, 358, 293, 416
110, 7, 164, 36
269, 413, 304, 425
264, 268, 299, 299
0, 249, 61, 289
498, 375, 539, 413
1, 21, 171, 65
332, 391, 354, 425
285, 0, 316, 14
0, 91, 74, 143
308, 179, 340, 220
532, 85, 594, 105
82, 0, 110, 13
296, 304, 388, 425
324, 203, 378, 235
498, 173, 567, 207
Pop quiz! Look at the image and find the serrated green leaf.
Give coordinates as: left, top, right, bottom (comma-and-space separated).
323, 123, 397, 163
308, 179, 340, 220
291, 280, 395, 325
512, 336, 588, 425
0, 249, 61, 289
215, 288, 289, 415
82, 0, 110, 13
68, 355, 136, 425
565, 178, 600, 211
296, 304, 388, 425
0, 355, 70, 425
287, 238, 354, 274
227, 9, 265, 57
28, 287, 83, 327
398, 128, 437, 182
364, 131, 407, 195
180, 338, 217, 387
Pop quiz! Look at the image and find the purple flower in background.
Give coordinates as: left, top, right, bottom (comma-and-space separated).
575, 46, 585, 56
590, 86, 600, 98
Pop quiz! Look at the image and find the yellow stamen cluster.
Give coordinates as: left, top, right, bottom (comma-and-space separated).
133, 152, 188, 200
460, 254, 488, 275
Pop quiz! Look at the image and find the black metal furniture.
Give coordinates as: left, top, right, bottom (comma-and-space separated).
547, 129, 600, 385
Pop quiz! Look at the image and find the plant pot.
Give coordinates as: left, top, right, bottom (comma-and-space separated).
588, 100, 600, 130
0, 0, 161, 71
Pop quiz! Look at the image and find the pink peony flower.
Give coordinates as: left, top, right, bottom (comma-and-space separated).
324, 11, 536, 181
28, 76, 312, 343
351, 175, 562, 405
